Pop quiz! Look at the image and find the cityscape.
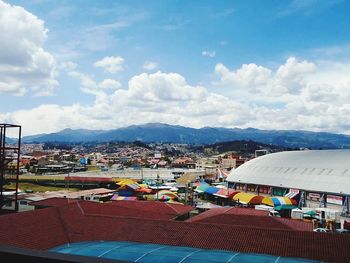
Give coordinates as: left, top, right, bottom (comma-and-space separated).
1, 1, 350, 262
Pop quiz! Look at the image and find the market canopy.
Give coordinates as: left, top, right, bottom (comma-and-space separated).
274, 205, 298, 211
135, 187, 152, 194
155, 190, 179, 200
232, 192, 263, 204
195, 183, 210, 193
204, 186, 221, 195
111, 196, 137, 201
262, 197, 297, 207
214, 188, 240, 198
116, 179, 138, 187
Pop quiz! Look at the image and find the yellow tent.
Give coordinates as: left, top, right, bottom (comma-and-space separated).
232, 192, 258, 204
116, 179, 138, 187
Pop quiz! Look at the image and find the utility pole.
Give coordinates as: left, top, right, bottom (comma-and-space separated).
156, 174, 159, 201
141, 165, 143, 184
227, 180, 229, 196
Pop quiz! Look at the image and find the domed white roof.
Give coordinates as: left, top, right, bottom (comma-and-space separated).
227, 150, 350, 195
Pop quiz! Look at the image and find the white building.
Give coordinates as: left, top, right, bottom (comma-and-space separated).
227, 150, 350, 213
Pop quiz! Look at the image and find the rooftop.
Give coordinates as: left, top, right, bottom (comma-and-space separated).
0, 202, 349, 262
50, 240, 317, 263
186, 207, 313, 232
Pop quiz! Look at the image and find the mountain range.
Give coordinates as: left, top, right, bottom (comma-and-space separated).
18, 123, 350, 149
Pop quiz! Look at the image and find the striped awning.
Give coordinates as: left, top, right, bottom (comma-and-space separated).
262, 196, 297, 207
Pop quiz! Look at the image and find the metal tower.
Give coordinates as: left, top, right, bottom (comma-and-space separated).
0, 124, 21, 212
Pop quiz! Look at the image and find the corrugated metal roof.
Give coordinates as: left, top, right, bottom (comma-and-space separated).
227, 150, 350, 195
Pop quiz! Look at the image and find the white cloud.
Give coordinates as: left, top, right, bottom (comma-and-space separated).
215, 57, 315, 96
214, 57, 350, 133
68, 70, 121, 96
202, 50, 216, 58
3, 71, 250, 135
277, 0, 343, 17
94, 56, 124, 73
215, 62, 271, 92
3, 57, 350, 136
0, 0, 58, 96
98, 79, 122, 90
58, 61, 77, 71
143, 61, 158, 70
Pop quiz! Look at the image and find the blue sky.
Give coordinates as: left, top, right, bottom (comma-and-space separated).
1, 0, 350, 135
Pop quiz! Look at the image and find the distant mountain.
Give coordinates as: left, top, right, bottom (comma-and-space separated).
197, 140, 292, 156
5, 137, 16, 144
21, 123, 350, 149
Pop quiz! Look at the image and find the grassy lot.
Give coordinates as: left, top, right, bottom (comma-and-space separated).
87, 166, 101, 172
19, 175, 66, 181
5, 182, 79, 193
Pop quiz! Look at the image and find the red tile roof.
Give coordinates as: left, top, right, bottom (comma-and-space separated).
187, 207, 312, 232
29, 197, 79, 207
0, 203, 349, 262
29, 198, 194, 220
0, 208, 69, 250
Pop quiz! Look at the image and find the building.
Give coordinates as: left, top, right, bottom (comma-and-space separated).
227, 150, 350, 214
1, 188, 116, 212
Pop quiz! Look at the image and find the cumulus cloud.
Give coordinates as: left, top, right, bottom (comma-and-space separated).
2, 57, 350, 136
214, 57, 350, 133
68, 70, 121, 96
215, 63, 271, 91
94, 56, 124, 73
215, 57, 315, 96
143, 61, 158, 70
3, 71, 249, 135
0, 0, 58, 96
202, 50, 216, 58
58, 61, 77, 71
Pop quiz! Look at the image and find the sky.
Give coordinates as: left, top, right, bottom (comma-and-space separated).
1, 0, 350, 136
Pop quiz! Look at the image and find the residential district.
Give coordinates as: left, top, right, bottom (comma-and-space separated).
1, 138, 350, 262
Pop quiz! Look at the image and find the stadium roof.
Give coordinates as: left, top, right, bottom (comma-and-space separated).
227, 150, 350, 195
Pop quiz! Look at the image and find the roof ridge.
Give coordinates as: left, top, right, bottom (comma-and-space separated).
222, 206, 236, 215
165, 202, 181, 214
54, 207, 73, 244
84, 212, 168, 221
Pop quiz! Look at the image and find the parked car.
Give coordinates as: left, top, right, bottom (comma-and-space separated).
313, 228, 330, 233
